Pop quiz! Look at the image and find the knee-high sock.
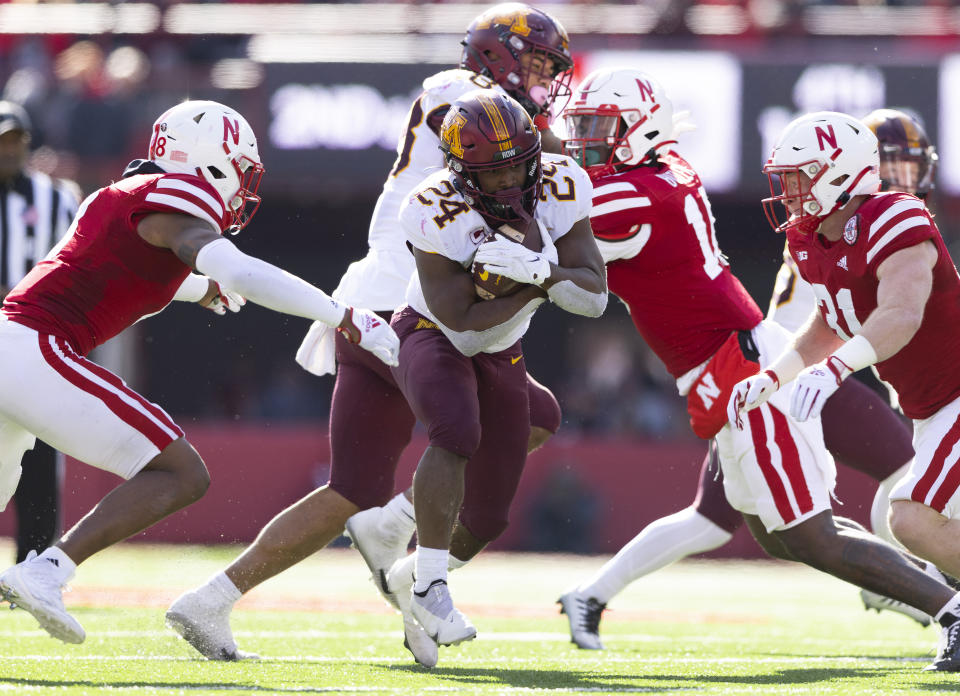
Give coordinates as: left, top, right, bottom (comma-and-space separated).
578, 507, 733, 605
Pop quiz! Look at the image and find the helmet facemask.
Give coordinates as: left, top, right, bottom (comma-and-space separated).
450, 146, 542, 225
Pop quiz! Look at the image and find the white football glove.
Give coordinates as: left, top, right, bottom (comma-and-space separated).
338, 307, 400, 367
205, 281, 246, 315
790, 356, 851, 422
727, 370, 779, 431
473, 238, 551, 286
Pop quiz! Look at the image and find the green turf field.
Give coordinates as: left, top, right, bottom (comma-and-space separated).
0, 539, 957, 695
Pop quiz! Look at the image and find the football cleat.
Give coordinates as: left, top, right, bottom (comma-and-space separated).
166, 589, 260, 661
0, 550, 85, 644
860, 588, 932, 627
402, 615, 439, 668
558, 588, 606, 650
411, 579, 477, 646
345, 506, 411, 613
926, 621, 960, 671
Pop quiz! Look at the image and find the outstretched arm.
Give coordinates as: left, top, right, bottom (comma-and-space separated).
137, 212, 399, 365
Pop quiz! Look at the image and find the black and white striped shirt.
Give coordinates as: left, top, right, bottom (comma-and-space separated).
0, 171, 79, 293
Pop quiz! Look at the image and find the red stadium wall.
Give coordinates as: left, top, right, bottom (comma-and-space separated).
0, 424, 881, 558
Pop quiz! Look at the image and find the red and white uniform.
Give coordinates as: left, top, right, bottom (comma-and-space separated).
594, 152, 834, 531
0, 162, 229, 510
787, 192, 960, 516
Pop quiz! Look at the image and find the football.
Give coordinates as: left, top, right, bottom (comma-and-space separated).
471, 223, 542, 300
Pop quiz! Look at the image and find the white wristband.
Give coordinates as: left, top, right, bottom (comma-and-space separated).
767, 348, 805, 388
173, 273, 209, 303
831, 334, 878, 373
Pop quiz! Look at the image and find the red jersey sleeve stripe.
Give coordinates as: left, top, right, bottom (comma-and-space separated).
867, 199, 926, 240
144, 192, 223, 232
592, 181, 637, 198
156, 178, 225, 218
865, 215, 931, 265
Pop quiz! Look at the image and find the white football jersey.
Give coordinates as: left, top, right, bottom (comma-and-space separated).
766, 242, 817, 333
401, 153, 593, 353
333, 69, 509, 311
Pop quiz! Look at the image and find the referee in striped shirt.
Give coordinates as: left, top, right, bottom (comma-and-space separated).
0, 101, 79, 563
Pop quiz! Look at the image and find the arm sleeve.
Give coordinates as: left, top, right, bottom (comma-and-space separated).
195, 237, 345, 326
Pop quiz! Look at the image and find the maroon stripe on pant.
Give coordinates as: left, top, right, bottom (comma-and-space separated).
38, 335, 179, 451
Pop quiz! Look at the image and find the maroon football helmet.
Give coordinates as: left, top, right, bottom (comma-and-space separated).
460, 3, 573, 118
440, 90, 542, 225
862, 108, 937, 199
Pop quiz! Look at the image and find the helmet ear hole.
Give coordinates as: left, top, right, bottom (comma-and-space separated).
207, 165, 227, 180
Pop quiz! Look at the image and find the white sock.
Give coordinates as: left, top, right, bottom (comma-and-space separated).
925, 560, 948, 584
207, 571, 242, 603
413, 546, 447, 593
382, 493, 417, 541
37, 547, 76, 583
871, 462, 910, 546
578, 508, 732, 605
935, 592, 960, 627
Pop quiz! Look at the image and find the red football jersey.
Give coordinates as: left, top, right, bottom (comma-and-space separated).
787, 192, 960, 419
593, 152, 762, 378
2, 165, 229, 356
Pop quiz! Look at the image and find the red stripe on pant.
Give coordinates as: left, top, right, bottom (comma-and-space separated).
769, 406, 813, 515
38, 335, 180, 451
58, 338, 183, 439
912, 417, 960, 509
748, 406, 798, 524
926, 419, 960, 512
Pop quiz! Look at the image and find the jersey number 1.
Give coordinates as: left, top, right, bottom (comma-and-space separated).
684, 188, 723, 280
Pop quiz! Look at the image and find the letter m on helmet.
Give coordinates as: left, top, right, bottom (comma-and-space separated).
223, 117, 240, 146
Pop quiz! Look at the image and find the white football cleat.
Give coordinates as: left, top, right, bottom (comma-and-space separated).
0, 551, 85, 644
558, 588, 606, 650
411, 579, 476, 646
166, 589, 260, 661
860, 588, 932, 627
345, 506, 410, 612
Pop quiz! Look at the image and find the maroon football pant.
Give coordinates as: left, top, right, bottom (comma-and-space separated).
328, 314, 560, 528
695, 375, 915, 533
388, 306, 531, 542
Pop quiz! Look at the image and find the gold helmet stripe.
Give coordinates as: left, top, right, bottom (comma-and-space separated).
478, 94, 514, 153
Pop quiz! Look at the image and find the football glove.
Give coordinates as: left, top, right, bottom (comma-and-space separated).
473, 238, 551, 286
727, 370, 779, 431
204, 281, 245, 315
790, 356, 851, 422
337, 307, 400, 367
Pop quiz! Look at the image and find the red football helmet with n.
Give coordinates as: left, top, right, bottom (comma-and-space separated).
148, 100, 265, 232
862, 108, 938, 199
440, 89, 542, 225
460, 3, 573, 118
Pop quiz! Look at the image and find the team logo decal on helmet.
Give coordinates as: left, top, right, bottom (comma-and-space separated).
440, 89, 542, 225
460, 3, 573, 117
149, 100, 265, 232
762, 111, 881, 235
